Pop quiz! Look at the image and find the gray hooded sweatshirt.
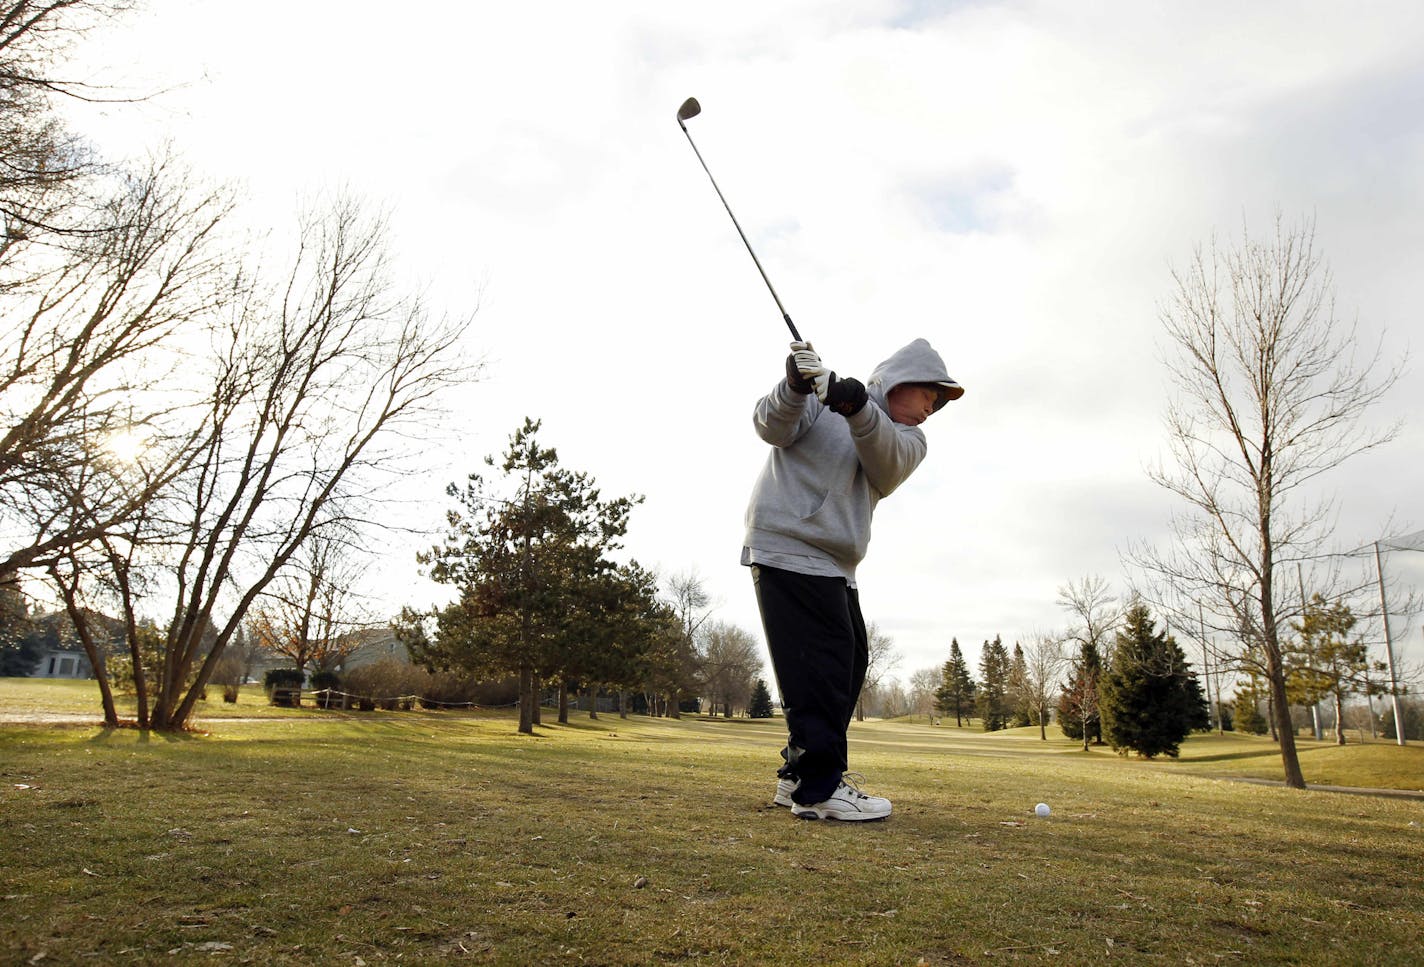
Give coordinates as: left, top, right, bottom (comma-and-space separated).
741, 338, 957, 585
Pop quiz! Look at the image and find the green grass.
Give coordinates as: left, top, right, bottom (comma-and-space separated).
0, 676, 316, 721
2, 681, 1422, 965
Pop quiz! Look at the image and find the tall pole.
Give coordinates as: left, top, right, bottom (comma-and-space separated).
1198, 601, 1218, 733
1373, 542, 1406, 746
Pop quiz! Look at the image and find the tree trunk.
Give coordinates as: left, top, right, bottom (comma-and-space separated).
75, 625, 120, 728
110, 557, 150, 729
49, 567, 120, 728
518, 664, 534, 734
557, 681, 569, 724
1266, 664, 1307, 788
667, 688, 680, 719
619, 691, 628, 719
1334, 691, 1346, 746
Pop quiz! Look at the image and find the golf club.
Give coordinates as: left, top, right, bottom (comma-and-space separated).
676, 97, 802, 342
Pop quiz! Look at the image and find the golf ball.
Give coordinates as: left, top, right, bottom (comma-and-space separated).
1035, 802, 1051, 817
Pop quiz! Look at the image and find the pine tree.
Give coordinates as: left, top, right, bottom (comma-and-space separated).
976, 635, 1010, 731
748, 678, 775, 719
1007, 642, 1032, 728
418, 419, 643, 734
934, 637, 976, 726
1233, 671, 1270, 734
1290, 594, 1370, 745
1099, 602, 1209, 758
1057, 640, 1104, 748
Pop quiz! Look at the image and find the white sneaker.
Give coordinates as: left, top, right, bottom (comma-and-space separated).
791, 776, 892, 821
773, 777, 798, 807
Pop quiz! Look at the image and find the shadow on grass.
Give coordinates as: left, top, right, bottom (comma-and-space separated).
82, 722, 205, 745
1183, 748, 1286, 764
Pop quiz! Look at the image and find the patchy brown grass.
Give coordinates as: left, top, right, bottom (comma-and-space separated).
1, 688, 1421, 964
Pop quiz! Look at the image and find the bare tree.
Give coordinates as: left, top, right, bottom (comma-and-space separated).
1, 1, 134, 247
1058, 576, 1121, 661
857, 622, 902, 721
1133, 216, 1400, 789
1056, 575, 1120, 750
1015, 633, 1065, 740
907, 666, 940, 723
250, 530, 377, 674
79, 195, 474, 730
697, 620, 761, 717
1, 156, 233, 581
663, 569, 712, 719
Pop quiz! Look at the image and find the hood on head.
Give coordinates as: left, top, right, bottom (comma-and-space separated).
867, 338, 963, 412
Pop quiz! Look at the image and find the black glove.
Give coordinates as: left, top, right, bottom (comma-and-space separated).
822, 373, 867, 416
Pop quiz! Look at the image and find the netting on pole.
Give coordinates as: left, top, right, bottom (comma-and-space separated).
1379, 528, 1424, 553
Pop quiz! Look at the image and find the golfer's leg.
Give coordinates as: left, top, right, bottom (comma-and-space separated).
840, 586, 871, 771
752, 565, 855, 805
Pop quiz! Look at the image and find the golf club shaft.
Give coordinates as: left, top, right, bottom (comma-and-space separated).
678, 120, 802, 343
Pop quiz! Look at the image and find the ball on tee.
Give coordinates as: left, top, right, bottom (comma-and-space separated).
1034, 802, 1051, 818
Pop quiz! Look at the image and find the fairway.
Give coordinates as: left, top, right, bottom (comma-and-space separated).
2, 691, 1422, 965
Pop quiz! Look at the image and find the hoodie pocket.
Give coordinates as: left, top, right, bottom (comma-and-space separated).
797, 491, 869, 564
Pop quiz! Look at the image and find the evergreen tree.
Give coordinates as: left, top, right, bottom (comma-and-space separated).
976, 635, 1010, 731
748, 678, 775, 719
0, 574, 41, 676
1007, 641, 1032, 727
934, 637, 975, 726
1057, 640, 1104, 748
1099, 602, 1209, 758
417, 419, 643, 734
1236, 680, 1270, 734
1232, 673, 1271, 734
1289, 594, 1370, 745
1380, 700, 1423, 742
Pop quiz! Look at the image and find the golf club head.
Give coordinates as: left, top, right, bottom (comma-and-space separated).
677, 97, 702, 127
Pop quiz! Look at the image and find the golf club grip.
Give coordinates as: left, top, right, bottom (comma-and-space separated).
783, 314, 802, 342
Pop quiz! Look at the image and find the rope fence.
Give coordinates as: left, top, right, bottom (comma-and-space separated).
295, 687, 520, 711
284, 688, 620, 713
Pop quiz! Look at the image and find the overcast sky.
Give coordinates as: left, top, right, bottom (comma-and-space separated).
62, 0, 1424, 687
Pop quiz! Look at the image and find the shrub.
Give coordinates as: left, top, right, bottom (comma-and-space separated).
264, 668, 304, 690
343, 658, 421, 711
263, 668, 304, 707
417, 668, 485, 709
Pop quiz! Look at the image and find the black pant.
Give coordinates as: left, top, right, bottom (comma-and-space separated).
751, 564, 868, 805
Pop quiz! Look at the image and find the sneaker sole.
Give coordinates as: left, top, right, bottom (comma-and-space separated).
791, 805, 891, 822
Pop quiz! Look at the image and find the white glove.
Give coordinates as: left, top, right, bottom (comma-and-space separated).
790, 341, 824, 381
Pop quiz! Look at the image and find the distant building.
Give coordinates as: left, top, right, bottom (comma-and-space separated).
34, 646, 95, 679
18, 610, 121, 680
335, 627, 409, 672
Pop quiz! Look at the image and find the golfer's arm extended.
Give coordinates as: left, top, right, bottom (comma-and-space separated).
752, 380, 815, 447
847, 407, 926, 497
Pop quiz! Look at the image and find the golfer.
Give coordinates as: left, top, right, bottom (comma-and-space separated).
744, 337, 962, 820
